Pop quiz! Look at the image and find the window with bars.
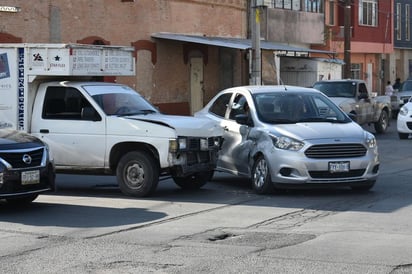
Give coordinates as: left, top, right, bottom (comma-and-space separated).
270, 0, 323, 13
359, 0, 378, 27
406, 5, 410, 41
351, 63, 362, 80
396, 3, 402, 40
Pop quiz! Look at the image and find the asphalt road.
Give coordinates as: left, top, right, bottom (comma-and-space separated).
1, 119, 412, 274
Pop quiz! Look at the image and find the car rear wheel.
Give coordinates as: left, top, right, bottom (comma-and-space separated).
172, 170, 213, 189
374, 110, 389, 133
251, 155, 274, 194
116, 151, 159, 197
398, 132, 409, 139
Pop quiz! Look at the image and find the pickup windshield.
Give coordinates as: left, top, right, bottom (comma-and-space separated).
84, 85, 159, 116
312, 82, 356, 98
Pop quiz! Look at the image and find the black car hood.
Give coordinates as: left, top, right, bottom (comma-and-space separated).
0, 129, 41, 145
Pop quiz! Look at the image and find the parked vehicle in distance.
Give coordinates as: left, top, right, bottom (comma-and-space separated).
0, 127, 55, 204
396, 97, 412, 139
312, 79, 391, 134
195, 85, 379, 194
394, 79, 412, 112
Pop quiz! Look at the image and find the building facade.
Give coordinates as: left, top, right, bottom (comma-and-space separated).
0, 0, 247, 114
394, 0, 412, 83
314, 0, 394, 94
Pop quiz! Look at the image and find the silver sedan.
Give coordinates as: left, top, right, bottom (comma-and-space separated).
195, 85, 379, 194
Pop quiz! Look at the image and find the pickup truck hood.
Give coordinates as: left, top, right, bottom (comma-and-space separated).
127, 113, 223, 137
275, 121, 365, 141
327, 97, 355, 107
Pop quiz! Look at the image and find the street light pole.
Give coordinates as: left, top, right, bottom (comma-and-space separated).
251, 0, 262, 85
343, 0, 351, 79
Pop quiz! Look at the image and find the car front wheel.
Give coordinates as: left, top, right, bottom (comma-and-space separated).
251, 155, 274, 194
116, 151, 159, 197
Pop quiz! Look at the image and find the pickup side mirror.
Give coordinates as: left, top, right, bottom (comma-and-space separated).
81, 107, 101, 121
358, 92, 369, 100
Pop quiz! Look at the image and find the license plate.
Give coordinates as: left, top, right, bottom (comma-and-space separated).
329, 161, 350, 173
21, 170, 40, 185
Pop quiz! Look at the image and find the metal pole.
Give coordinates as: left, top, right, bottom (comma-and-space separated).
343, 0, 351, 79
251, 0, 262, 85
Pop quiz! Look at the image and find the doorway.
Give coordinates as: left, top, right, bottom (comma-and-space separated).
190, 57, 204, 115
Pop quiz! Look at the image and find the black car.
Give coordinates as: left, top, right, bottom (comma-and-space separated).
0, 128, 55, 204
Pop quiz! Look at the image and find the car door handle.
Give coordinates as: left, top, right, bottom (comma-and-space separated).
39, 129, 49, 134
223, 126, 229, 131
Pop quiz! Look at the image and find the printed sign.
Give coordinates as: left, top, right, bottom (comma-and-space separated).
0, 53, 10, 79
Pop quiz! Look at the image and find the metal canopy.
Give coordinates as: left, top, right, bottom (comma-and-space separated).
151, 32, 335, 55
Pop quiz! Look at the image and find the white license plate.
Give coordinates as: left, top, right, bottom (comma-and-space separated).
329, 161, 350, 173
21, 170, 40, 185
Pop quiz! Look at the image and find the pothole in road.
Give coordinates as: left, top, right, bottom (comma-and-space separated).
192, 229, 316, 249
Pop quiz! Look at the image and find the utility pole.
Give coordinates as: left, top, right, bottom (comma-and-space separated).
251, 0, 262, 85
343, 0, 352, 79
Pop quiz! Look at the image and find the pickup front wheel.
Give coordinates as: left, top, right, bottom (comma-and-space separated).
117, 151, 159, 197
374, 110, 389, 134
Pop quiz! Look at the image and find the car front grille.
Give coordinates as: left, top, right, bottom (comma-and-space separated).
305, 144, 367, 159
406, 122, 412, 130
309, 169, 366, 179
0, 148, 45, 169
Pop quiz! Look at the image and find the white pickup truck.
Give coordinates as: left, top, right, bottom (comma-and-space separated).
0, 43, 222, 197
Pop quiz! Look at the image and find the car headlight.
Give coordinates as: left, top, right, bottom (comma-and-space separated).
169, 138, 187, 153
399, 105, 409, 116
270, 134, 304, 151
365, 131, 377, 149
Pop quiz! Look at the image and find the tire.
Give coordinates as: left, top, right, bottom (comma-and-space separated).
351, 180, 375, 192
251, 155, 274, 194
374, 110, 389, 134
116, 151, 159, 197
398, 132, 409, 139
6, 194, 38, 205
172, 170, 213, 189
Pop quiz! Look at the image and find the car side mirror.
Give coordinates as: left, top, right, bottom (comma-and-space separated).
81, 107, 101, 121
235, 114, 253, 126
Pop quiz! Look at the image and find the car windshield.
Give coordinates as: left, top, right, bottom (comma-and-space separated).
312, 82, 356, 98
400, 81, 412, 92
254, 92, 351, 124
83, 85, 159, 116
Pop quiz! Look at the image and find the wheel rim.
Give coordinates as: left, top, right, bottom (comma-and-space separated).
125, 163, 145, 189
253, 158, 268, 188
381, 112, 388, 130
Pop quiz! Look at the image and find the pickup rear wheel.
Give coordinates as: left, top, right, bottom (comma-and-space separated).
374, 110, 389, 134
172, 171, 213, 189
116, 151, 159, 197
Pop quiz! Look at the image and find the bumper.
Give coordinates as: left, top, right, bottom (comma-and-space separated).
168, 149, 219, 176
266, 148, 379, 187
397, 114, 412, 133
0, 164, 56, 198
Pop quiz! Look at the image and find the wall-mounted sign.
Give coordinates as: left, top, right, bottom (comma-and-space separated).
0, 6, 21, 13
